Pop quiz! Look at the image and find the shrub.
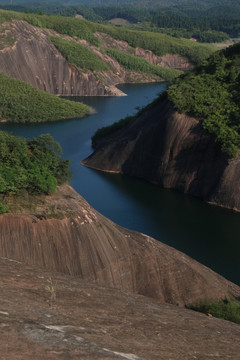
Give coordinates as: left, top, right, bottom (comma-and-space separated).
188, 299, 240, 325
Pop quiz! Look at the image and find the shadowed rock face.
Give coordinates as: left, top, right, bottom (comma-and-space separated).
0, 185, 239, 307
0, 257, 240, 360
82, 97, 240, 211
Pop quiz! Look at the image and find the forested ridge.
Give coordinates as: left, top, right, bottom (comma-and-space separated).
1, 1, 240, 42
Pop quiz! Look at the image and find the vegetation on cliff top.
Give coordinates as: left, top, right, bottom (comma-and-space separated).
0, 132, 71, 213
168, 42, 240, 157
1, 1, 239, 42
0, 72, 89, 123
0, 9, 214, 66
50, 36, 108, 72
97, 24, 214, 66
188, 298, 240, 325
107, 48, 182, 81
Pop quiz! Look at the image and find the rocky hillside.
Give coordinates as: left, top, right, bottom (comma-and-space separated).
0, 256, 240, 360
0, 184, 239, 308
82, 43, 240, 212
0, 10, 213, 97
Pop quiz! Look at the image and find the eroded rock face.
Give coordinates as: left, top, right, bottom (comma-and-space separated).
0, 257, 240, 360
0, 20, 192, 98
0, 185, 239, 307
0, 20, 125, 96
82, 97, 240, 211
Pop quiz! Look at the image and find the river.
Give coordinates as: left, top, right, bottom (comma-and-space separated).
1, 82, 240, 285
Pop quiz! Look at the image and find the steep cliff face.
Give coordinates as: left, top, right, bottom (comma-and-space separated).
82, 97, 240, 211
0, 20, 124, 96
0, 20, 191, 97
1, 257, 240, 360
0, 184, 239, 307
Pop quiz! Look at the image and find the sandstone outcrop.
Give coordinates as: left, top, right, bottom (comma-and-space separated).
0, 20, 124, 96
0, 256, 240, 360
0, 184, 239, 307
0, 20, 190, 97
82, 96, 240, 212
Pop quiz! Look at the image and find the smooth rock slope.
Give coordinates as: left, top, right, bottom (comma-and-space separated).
0, 257, 240, 360
0, 184, 239, 307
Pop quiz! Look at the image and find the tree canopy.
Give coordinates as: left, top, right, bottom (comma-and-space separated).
0, 131, 71, 214
168, 43, 240, 157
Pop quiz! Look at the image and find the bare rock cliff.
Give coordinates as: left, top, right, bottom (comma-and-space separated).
0, 184, 239, 307
0, 20, 124, 96
82, 97, 240, 211
0, 20, 170, 97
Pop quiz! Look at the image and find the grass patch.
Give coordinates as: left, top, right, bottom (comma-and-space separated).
187, 298, 240, 325
107, 47, 182, 81
50, 36, 108, 72
96, 23, 214, 66
0, 32, 15, 50
0, 72, 89, 123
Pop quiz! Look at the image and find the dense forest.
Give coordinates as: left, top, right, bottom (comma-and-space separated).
168, 43, 240, 157
0, 72, 89, 123
0, 132, 71, 213
1, 0, 240, 41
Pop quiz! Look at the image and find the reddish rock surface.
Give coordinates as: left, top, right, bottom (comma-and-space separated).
0, 20, 124, 96
0, 257, 240, 360
0, 185, 239, 308
83, 96, 240, 212
0, 20, 169, 97
95, 32, 193, 70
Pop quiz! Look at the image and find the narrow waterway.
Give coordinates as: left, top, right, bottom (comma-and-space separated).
2, 82, 240, 285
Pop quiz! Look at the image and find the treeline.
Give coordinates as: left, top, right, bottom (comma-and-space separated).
0, 72, 89, 123
0, 10, 213, 65
107, 48, 182, 80
0, 132, 71, 213
50, 36, 108, 71
1, 1, 240, 40
168, 42, 240, 157
100, 25, 213, 65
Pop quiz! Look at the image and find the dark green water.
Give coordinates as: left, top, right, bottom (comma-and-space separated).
1, 82, 240, 285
